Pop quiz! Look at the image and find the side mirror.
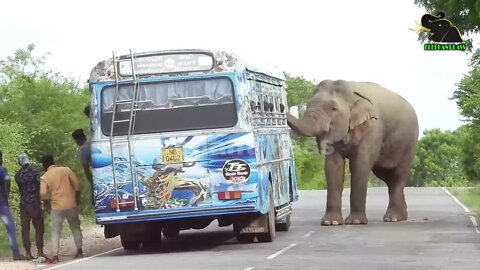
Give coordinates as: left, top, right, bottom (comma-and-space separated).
289, 106, 299, 119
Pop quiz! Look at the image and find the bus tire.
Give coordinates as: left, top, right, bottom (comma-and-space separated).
120, 235, 141, 251
162, 228, 180, 238
236, 233, 256, 243
257, 182, 275, 243
142, 230, 162, 250
275, 214, 291, 231
233, 223, 255, 243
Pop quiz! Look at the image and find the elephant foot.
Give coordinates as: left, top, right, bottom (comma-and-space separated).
321, 212, 344, 226
345, 213, 368, 225
383, 209, 408, 222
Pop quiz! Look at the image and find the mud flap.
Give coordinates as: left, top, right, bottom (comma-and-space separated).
235, 213, 270, 234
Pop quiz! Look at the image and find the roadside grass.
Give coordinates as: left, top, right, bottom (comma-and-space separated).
451, 185, 480, 216
0, 210, 96, 258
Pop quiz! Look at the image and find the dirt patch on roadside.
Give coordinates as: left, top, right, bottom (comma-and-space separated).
0, 225, 121, 270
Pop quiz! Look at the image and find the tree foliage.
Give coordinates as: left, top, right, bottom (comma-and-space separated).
0, 44, 90, 213
286, 75, 315, 107
451, 58, 480, 125
458, 125, 480, 181
0, 44, 89, 164
285, 76, 326, 189
412, 128, 469, 187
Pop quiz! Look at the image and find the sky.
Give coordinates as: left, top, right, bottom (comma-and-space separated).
0, 0, 477, 137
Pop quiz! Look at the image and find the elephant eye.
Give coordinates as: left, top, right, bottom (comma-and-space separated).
331, 107, 337, 111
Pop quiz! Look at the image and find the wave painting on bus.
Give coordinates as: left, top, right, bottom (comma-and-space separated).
91, 132, 258, 213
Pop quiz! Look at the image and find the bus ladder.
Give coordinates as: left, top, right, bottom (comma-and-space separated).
109, 49, 141, 212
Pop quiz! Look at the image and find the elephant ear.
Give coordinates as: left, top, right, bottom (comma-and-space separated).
349, 92, 377, 130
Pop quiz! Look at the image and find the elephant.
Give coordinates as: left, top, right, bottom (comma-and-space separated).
287, 79, 419, 225
420, 11, 463, 43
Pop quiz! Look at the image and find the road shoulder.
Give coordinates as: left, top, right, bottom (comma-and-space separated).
0, 224, 121, 270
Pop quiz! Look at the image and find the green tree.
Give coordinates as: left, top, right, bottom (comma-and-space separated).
451, 59, 480, 125
457, 125, 480, 181
412, 128, 469, 187
285, 75, 315, 107
0, 44, 91, 213
292, 138, 327, 189
0, 122, 30, 210
0, 44, 89, 164
285, 76, 327, 189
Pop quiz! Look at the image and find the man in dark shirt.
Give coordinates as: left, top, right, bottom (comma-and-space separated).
15, 153, 45, 259
71, 129, 92, 188
71, 128, 94, 205
0, 150, 27, 261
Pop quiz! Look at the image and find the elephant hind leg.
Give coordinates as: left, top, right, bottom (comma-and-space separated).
372, 166, 408, 222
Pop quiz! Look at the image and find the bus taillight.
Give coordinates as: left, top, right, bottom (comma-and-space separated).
110, 199, 135, 209
218, 191, 242, 200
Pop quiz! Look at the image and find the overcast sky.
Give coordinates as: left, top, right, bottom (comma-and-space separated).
1, 0, 476, 136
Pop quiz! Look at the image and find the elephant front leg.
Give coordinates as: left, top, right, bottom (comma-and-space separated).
345, 156, 371, 225
321, 152, 345, 226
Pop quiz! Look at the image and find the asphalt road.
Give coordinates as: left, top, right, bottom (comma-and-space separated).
40, 187, 480, 270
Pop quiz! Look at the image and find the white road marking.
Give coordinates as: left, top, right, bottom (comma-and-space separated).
442, 187, 471, 213
244, 267, 255, 270
442, 187, 479, 234
41, 247, 123, 269
266, 243, 297, 260
302, 231, 315, 238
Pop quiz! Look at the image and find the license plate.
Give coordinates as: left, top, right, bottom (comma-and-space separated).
162, 147, 184, 163
241, 227, 265, 233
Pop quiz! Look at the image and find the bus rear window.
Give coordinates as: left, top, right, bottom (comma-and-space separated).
101, 77, 237, 135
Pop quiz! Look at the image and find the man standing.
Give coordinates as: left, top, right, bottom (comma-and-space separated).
40, 154, 83, 262
71, 129, 93, 191
0, 150, 27, 261
15, 153, 45, 259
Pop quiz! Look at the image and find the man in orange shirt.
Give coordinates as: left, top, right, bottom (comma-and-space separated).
40, 154, 83, 263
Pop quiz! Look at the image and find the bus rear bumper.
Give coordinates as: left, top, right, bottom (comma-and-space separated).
95, 204, 258, 225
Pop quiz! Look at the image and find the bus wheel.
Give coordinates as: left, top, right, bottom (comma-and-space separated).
257, 182, 276, 243
233, 223, 255, 243
236, 233, 255, 243
162, 228, 180, 238
142, 230, 162, 250
275, 214, 291, 231
120, 235, 141, 251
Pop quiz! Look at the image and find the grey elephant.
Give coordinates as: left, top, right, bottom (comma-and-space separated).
287, 79, 419, 225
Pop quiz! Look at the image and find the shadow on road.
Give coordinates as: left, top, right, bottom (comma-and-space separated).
109, 227, 246, 256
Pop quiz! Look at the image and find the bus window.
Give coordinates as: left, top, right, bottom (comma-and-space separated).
101, 77, 238, 135
273, 94, 280, 126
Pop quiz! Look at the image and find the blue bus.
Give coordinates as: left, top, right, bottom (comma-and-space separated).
87, 49, 299, 250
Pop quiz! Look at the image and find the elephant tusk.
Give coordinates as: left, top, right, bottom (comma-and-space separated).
409, 20, 431, 33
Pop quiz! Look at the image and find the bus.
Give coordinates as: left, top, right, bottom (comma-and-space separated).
87, 49, 299, 250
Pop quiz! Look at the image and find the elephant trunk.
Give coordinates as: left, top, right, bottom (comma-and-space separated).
287, 109, 330, 137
